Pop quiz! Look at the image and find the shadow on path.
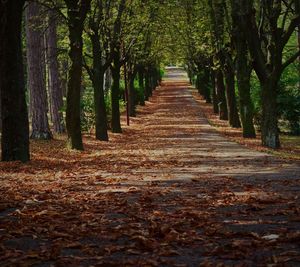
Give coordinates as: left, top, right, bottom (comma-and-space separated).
0, 68, 299, 266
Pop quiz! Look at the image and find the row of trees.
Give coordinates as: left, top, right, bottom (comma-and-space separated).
0, 0, 163, 162
1, 0, 299, 162
175, 0, 300, 149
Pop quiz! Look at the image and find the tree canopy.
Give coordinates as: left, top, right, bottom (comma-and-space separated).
0, 0, 300, 161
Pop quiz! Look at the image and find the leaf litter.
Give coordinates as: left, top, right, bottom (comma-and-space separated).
1, 77, 300, 266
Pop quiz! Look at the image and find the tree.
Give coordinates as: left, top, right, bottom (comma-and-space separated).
25, 1, 52, 140
220, 4, 241, 128
0, 0, 30, 162
240, 0, 300, 148
127, 60, 138, 117
84, 0, 110, 141
110, 0, 126, 133
64, 0, 91, 150
231, 0, 256, 138
296, 1, 300, 89
208, 0, 228, 120
46, 9, 65, 134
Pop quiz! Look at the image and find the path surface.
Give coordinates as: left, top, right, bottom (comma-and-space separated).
1, 68, 300, 266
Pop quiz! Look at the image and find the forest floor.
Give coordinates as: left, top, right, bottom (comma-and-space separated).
191, 90, 300, 161
1, 68, 300, 266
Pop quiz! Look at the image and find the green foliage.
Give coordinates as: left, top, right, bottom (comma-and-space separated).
81, 87, 95, 133
250, 73, 262, 129
134, 79, 144, 104
159, 68, 165, 80
250, 62, 300, 135
80, 87, 127, 132
278, 63, 300, 135
105, 90, 126, 124
119, 79, 125, 97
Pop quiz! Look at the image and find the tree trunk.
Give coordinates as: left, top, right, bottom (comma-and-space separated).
65, 0, 91, 150
0, 85, 2, 131
215, 69, 228, 120
46, 9, 65, 134
111, 51, 122, 133
61, 59, 68, 97
236, 43, 256, 138
128, 66, 137, 117
211, 70, 219, 114
298, 26, 300, 90
0, 0, 30, 162
196, 74, 203, 95
236, 71, 256, 137
261, 80, 280, 148
203, 68, 211, 103
296, 2, 300, 90
145, 69, 151, 101
25, 2, 52, 140
223, 66, 241, 128
91, 34, 108, 141
104, 68, 112, 93
138, 67, 145, 106
231, 0, 256, 137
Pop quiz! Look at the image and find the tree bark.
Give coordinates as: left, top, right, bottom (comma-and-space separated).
211, 70, 219, 114
128, 64, 137, 117
215, 69, 228, 120
138, 66, 145, 106
298, 24, 300, 90
203, 68, 212, 103
236, 58, 256, 137
111, 48, 122, 133
65, 0, 91, 150
261, 80, 280, 148
295, 1, 300, 90
223, 64, 241, 128
208, 0, 228, 119
46, 9, 65, 134
240, 1, 283, 148
196, 74, 203, 95
25, 2, 52, 140
90, 33, 109, 141
0, 0, 30, 162
0, 84, 2, 131
61, 59, 68, 97
231, 0, 256, 137
144, 68, 151, 101
104, 68, 112, 93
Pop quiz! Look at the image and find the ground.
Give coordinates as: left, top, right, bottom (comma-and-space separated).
0, 68, 300, 266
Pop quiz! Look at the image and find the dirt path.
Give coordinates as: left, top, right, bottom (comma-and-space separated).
1, 68, 300, 266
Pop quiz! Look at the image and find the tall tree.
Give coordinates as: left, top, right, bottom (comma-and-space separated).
0, 0, 30, 162
84, 0, 110, 141
46, 9, 65, 134
215, 0, 241, 128
214, 69, 228, 120
240, 0, 300, 148
222, 49, 241, 128
208, 0, 228, 120
231, 0, 256, 138
211, 70, 219, 114
110, 0, 126, 133
64, 0, 91, 150
138, 65, 145, 106
296, 1, 300, 89
126, 59, 138, 117
25, 1, 52, 140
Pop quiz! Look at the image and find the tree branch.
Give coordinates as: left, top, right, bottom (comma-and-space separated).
281, 50, 300, 71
